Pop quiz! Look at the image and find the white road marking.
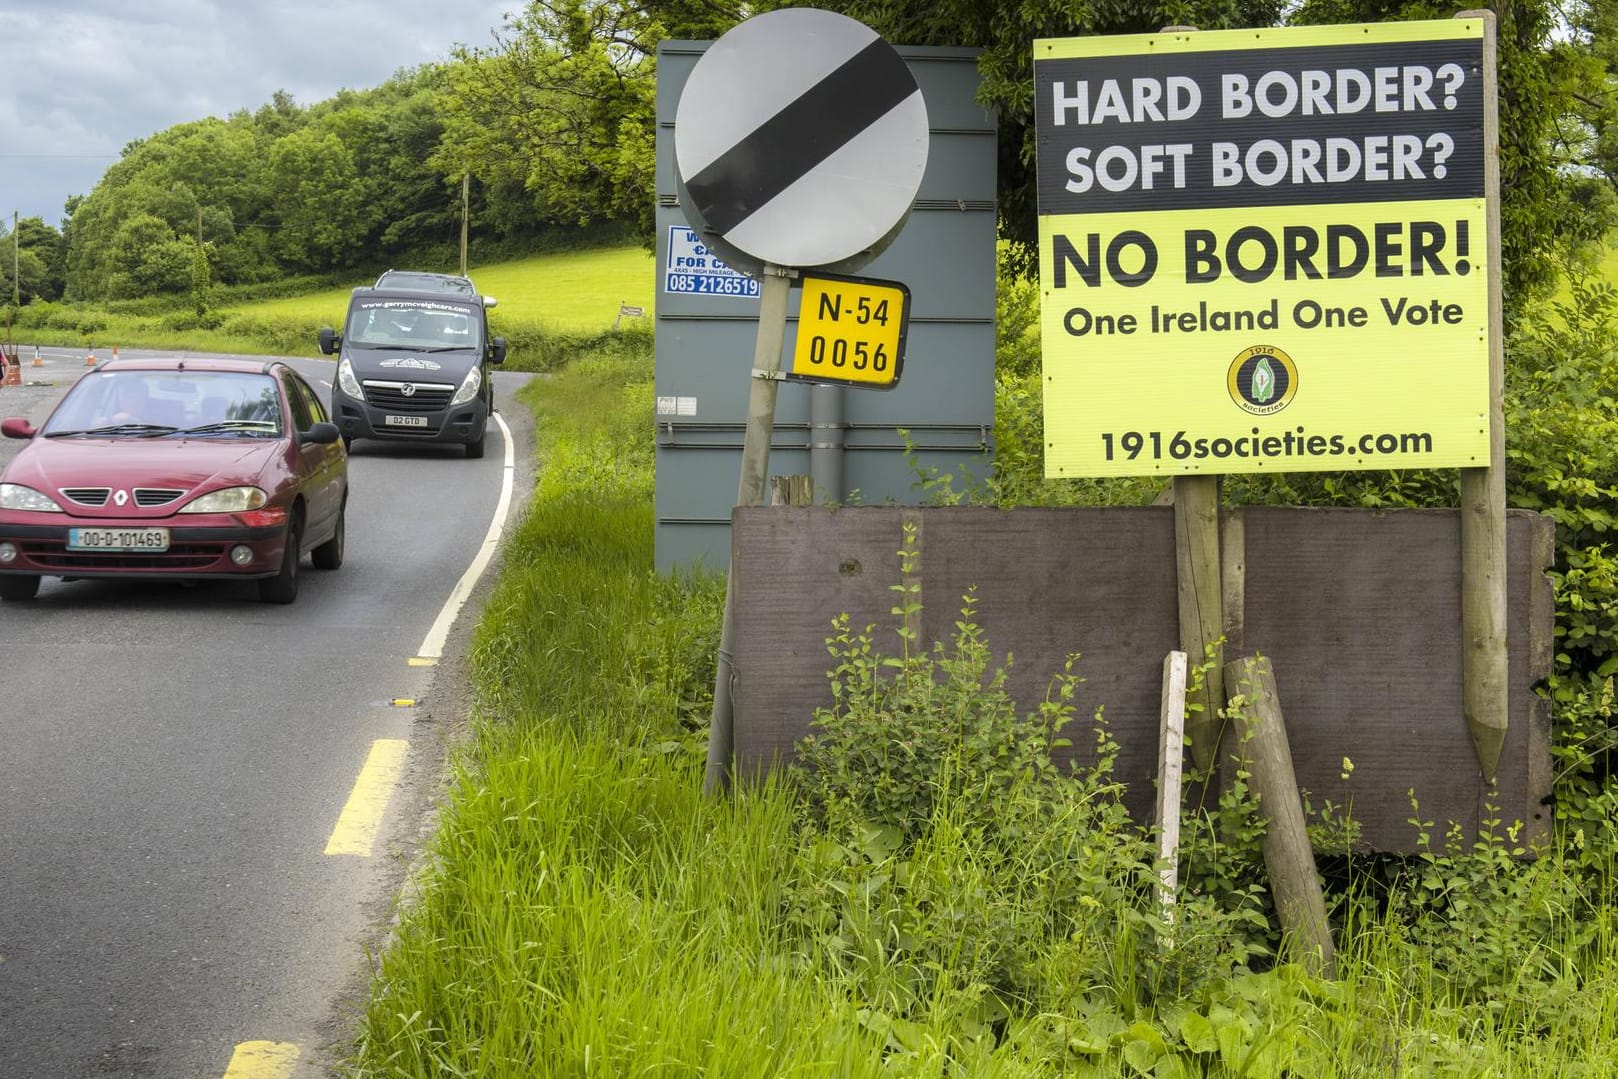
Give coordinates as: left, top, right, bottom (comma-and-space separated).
414, 411, 515, 660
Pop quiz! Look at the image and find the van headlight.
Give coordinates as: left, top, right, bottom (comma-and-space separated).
450, 365, 483, 406
337, 358, 363, 399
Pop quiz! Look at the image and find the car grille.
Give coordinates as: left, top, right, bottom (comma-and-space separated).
19, 541, 222, 572
58, 487, 187, 508
362, 381, 454, 413
61, 487, 111, 506
135, 488, 184, 507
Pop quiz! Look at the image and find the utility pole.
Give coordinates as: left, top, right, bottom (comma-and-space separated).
460, 172, 469, 276
7, 210, 17, 368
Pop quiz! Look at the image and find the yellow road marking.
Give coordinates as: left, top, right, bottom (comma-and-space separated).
324, 739, 410, 857
408, 656, 438, 667
223, 1041, 300, 1078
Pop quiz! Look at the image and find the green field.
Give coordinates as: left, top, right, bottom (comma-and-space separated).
5, 244, 658, 363
243, 245, 657, 335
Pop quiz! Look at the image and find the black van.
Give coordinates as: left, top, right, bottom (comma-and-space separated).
318, 285, 507, 458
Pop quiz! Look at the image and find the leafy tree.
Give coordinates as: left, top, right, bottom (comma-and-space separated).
106, 212, 193, 298
0, 216, 66, 302
266, 119, 374, 271
436, 1, 749, 241
64, 116, 274, 298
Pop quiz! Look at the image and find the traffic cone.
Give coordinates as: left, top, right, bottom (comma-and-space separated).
2, 352, 19, 387
111, 345, 119, 362
85, 348, 96, 367
32, 346, 42, 367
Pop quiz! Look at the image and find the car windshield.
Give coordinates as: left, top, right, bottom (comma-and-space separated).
44, 370, 284, 438
347, 299, 481, 350
376, 272, 475, 294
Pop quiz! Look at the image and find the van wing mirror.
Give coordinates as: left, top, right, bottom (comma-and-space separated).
317, 327, 339, 355
490, 337, 507, 365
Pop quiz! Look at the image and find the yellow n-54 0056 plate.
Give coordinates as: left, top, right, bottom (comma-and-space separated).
788, 273, 910, 390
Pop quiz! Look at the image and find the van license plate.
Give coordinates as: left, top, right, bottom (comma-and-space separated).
383, 415, 429, 428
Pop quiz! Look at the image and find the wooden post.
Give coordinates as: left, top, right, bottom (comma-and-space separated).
1458, 9, 1507, 781
1174, 475, 1223, 770
1225, 655, 1336, 979
1157, 651, 1189, 943
769, 473, 813, 506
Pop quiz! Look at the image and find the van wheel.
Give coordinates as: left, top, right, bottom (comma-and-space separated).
466, 430, 486, 459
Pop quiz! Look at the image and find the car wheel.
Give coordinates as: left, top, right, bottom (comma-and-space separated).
0, 575, 41, 601
311, 500, 345, 571
341, 435, 353, 452
465, 429, 486, 459
258, 514, 302, 604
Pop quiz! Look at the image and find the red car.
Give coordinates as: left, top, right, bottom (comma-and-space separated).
0, 357, 348, 604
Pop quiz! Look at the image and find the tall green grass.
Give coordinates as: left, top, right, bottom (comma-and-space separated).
350, 347, 896, 1076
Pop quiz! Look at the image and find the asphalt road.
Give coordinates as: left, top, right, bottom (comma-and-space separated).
0, 346, 538, 1077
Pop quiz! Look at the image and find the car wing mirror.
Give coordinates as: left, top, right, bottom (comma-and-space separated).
317, 327, 339, 355
301, 421, 342, 445
1, 418, 37, 439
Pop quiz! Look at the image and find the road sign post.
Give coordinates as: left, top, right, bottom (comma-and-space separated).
677, 8, 930, 793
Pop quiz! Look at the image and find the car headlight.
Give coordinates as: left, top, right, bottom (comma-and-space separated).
180, 486, 268, 513
450, 365, 483, 406
0, 483, 64, 512
337, 357, 363, 399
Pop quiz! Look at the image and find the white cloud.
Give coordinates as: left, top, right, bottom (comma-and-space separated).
0, 0, 512, 227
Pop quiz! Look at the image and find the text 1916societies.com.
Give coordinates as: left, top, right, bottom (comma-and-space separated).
1099, 426, 1435, 463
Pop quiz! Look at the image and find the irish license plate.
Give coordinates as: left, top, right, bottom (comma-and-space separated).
383, 415, 429, 428
68, 527, 170, 552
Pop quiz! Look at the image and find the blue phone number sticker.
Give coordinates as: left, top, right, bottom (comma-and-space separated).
665, 272, 761, 297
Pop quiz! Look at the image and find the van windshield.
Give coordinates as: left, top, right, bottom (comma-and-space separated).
348, 299, 481, 350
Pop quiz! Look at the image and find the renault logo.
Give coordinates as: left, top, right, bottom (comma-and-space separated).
113, 490, 129, 507
401, 383, 417, 397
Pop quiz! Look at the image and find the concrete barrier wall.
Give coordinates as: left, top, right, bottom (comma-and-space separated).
731, 505, 1555, 853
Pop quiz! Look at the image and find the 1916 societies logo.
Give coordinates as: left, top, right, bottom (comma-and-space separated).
1228, 344, 1298, 415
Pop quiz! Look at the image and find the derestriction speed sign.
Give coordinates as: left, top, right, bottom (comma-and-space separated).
787, 273, 910, 389
673, 8, 929, 274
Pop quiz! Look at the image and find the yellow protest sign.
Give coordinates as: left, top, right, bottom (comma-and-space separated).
1034, 20, 1491, 477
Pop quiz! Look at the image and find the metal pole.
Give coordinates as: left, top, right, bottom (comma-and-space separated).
704, 263, 794, 795
809, 384, 845, 503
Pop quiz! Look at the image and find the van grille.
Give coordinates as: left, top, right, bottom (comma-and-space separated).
362, 381, 454, 413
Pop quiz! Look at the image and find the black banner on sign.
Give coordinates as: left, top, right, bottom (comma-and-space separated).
1034, 38, 1484, 215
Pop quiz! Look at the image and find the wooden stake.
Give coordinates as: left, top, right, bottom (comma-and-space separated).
1458, 9, 1508, 781
1225, 654, 1336, 979
1174, 475, 1223, 769
1157, 651, 1189, 944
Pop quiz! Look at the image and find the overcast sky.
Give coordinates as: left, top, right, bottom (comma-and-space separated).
1, 1, 516, 229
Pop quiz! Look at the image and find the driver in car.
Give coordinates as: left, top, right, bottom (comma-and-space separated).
96, 378, 151, 425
